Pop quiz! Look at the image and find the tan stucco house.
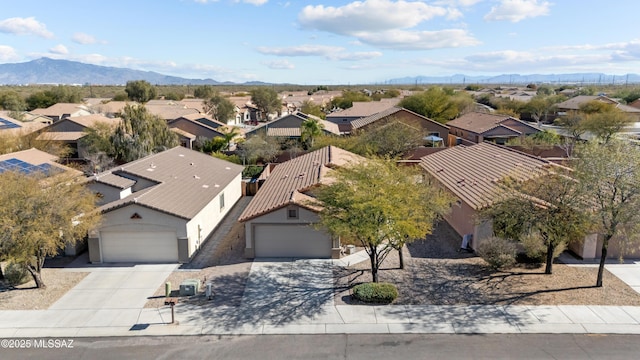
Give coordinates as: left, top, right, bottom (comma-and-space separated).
239, 146, 361, 258
244, 112, 340, 140
447, 112, 541, 145
86, 146, 244, 263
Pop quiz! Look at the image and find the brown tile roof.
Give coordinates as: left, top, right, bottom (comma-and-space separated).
36, 131, 86, 141
177, 113, 226, 128
170, 127, 196, 139
31, 103, 90, 117
446, 112, 524, 134
144, 104, 200, 120
66, 114, 121, 128
419, 142, 551, 210
94, 147, 244, 219
245, 112, 340, 137
239, 146, 363, 222
267, 127, 301, 137
350, 106, 448, 130
90, 101, 138, 115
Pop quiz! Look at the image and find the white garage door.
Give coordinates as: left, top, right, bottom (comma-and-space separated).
254, 224, 331, 258
100, 231, 178, 263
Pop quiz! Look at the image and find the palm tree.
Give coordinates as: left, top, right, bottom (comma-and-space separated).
221, 126, 241, 151
300, 118, 324, 148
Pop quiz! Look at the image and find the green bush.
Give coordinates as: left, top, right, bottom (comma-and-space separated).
521, 233, 545, 263
352, 282, 398, 304
477, 237, 517, 270
4, 262, 30, 286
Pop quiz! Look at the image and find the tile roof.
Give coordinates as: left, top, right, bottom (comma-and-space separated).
65, 114, 121, 128
94, 147, 244, 220
31, 103, 90, 116
144, 104, 200, 120
326, 99, 401, 119
0, 148, 81, 176
245, 112, 340, 137
91, 173, 136, 189
419, 142, 551, 210
36, 131, 87, 141
446, 112, 525, 134
350, 106, 448, 130
239, 146, 363, 222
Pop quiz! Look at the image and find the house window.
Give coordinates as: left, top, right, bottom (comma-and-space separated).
428, 132, 440, 137
219, 193, 225, 211
287, 207, 298, 219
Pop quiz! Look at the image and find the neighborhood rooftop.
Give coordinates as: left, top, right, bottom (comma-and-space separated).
92, 146, 244, 220
350, 106, 448, 131
239, 145, 362, 222
420, 142, 551, 210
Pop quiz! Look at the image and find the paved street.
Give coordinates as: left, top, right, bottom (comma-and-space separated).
3, 334, 640, 360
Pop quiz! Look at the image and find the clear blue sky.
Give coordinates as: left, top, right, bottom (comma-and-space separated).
0, 0, 639, 84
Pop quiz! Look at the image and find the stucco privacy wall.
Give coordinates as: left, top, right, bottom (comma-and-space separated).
186, 172, 242, 257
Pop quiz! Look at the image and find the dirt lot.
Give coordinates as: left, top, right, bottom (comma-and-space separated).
334, 221, 640, 306
0, 257, 88, 310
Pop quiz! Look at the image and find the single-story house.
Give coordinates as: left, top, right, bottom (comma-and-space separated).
326, 99, 401, 133
447, 112, 541, 145
419, 142, 553, 251
31, 103, 91, 122
419, 142, 637, 259
86, 146, 244, 263
555, 95, 640, 121
350, 106, 451, 146
0, 113, 48, 137
36, 114, 121, 159
168, 113, 227, 149
244, 112, 340, 140
239, 145, 362, 258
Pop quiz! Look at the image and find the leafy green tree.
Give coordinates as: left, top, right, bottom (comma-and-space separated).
330, 90, 371, 110
250, 87, 281, 120
125, 80, 157, 103
194, 85, 215, 99
300, 118, 325, 148
0, 91, 27, 111
398, 87, 460, 123
236, 133, 281, 165
110, 104, 178, 162
315, 159, 452, 281
203, 92, 236, 123
358, 122, 424, 158
525, 95, 562, 125
0, 171, 101, 288
536, 85, 554, 96
49, 85, 82, 104
582, 108, 633, 143
300, 100, 326, 119
482, 171, 590, 274
161, 91, 185, 101
574, 140, 640, 287
26, 91, 57, 110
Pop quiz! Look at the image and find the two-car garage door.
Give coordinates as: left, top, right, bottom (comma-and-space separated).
100, 231, 178, 263
253, 224, 331, 258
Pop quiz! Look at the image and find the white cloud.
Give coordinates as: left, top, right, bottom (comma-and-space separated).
72, 32, 99, 45
0, 17, 53, 38
484, 0, 551, 22
264, 60, 295, 69
49, 44, 69, 55
299, 0, 449, 34
256, 44, 382, 61
356, 29, 480, 50
434, 0, 483, 6
0, 45, 18, 61
298, 1, 479, 51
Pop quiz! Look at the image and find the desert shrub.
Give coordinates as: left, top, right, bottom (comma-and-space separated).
4, 262, 30, 286
477, 237, 517, 270
352, 282, 398, 304
521, 233, 545, 262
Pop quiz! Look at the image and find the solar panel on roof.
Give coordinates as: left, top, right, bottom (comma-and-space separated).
0, 118, 21, 129
0, 158, 62, 176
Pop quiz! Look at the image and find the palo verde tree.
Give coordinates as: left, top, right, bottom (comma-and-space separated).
482, 169, 591, 274
315, 158, 452, 282
573, 140, 640, 287
398, 87, 463, 123
0, 171, 101, 288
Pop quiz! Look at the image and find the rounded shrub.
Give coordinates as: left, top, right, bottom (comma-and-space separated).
4, 262, 30, 286
352, 282, 398, 304
477, 237, 517, 270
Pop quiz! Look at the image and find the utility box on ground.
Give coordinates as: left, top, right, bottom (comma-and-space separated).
179, 279, 200, 296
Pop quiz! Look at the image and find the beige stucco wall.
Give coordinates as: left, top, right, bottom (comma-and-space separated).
186, 173, 242, 258
87, 182, 131, 206
97, 204, 188, 237
444, 200, 477, 240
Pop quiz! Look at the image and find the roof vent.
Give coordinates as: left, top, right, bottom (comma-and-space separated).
214, 184, 220, 188
190, 162, 195, 166
179, 154, 185, 157
225, 166, 231, 170
202, 184, 209, 188
194, 175, 200, 179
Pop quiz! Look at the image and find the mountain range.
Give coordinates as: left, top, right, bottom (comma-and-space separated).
0, 57, 639, 86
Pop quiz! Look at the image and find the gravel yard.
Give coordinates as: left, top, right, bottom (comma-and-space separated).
334, 221, 640, 306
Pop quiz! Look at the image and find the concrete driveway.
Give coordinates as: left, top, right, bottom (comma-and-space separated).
237, 259, 336, 326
